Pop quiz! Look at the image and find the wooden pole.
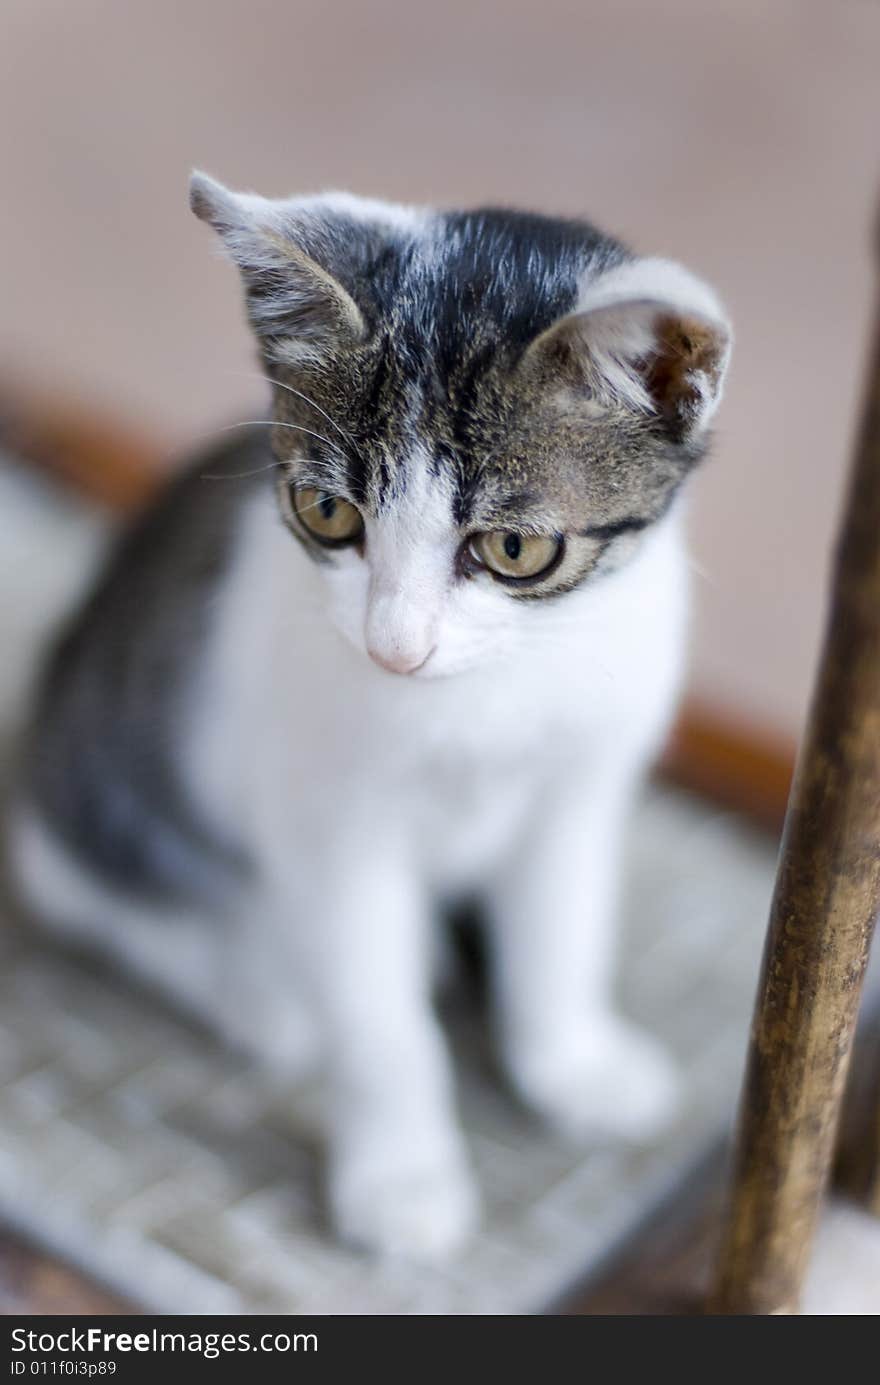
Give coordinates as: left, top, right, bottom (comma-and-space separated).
710, 277, 880, 1315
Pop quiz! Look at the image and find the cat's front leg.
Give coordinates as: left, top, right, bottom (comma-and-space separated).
487, 764, 681, 1142
296, 849, 477, 1259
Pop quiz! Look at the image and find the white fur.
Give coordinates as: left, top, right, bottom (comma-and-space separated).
577, 256, 727, 327
190, 172, 423, 235
12, 464, 691, 1259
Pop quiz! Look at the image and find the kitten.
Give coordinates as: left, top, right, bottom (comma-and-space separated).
9, 173, 730, 1259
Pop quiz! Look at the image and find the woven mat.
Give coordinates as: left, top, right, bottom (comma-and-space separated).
0, 787, 782, 1314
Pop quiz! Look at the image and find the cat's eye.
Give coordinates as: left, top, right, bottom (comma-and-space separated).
470, 530, 563, 583
292, 486, 364, 546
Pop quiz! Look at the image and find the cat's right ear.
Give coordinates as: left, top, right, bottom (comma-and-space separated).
189, 171, 367, 360
520, 257, 731, 445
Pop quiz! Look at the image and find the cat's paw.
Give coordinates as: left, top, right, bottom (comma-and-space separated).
329, 1147, 479, 1261
508, 1016, 682, 1143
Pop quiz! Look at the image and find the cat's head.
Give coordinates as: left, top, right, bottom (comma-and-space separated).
191, 172, 730, 678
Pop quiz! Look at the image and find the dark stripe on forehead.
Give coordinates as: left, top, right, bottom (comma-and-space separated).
346, 453, 368, 506
430, 209, 614, 354
452, 464, 483, 528
375, 451, 392, 505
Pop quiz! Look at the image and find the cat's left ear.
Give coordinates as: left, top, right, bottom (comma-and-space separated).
522, 258, 731, 443
190, 171, 367, 359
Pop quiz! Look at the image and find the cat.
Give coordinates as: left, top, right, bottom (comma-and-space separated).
8, 172, 731, 1259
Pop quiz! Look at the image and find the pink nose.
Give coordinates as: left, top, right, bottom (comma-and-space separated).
367, 645, 434, 675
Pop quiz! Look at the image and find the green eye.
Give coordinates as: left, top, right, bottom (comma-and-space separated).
292, 486, 364, 545
471, 530, 562, 582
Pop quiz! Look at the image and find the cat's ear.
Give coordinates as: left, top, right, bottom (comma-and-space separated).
522, 258, 731, 442
189, 171, 367, 359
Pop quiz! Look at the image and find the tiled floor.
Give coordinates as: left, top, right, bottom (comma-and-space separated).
0, 787, 782, 1314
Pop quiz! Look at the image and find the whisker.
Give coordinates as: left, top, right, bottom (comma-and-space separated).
296, 504, 328, 519
197, 471, 353, 518
215, 419, 346, 456
261, 375, 365, 463
200, 461, 284, 482
218, 368, 364, 465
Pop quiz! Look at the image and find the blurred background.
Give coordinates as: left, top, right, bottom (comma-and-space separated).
1, 0, 879, 1316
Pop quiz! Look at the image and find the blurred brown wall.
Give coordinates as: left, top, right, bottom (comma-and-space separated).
2, 0, 879, 740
